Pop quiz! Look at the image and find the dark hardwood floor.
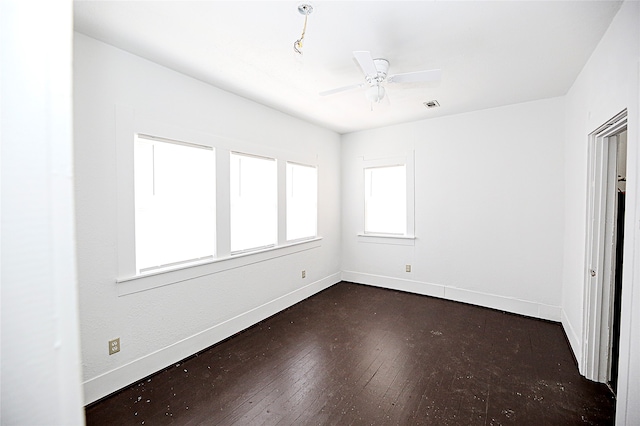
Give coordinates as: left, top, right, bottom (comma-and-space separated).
85, 282, 615, 425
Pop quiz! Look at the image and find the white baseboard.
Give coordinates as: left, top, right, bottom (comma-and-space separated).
84, 271, 564, 405
561, 308, 582, 370
83, 272, 341, 405
341, 271, 562, 322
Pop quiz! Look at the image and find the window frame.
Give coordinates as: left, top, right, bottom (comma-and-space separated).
115, 107, 321, 295
357, 152, 415, 245
364, 164, 407, 236
133, 133, 216, 274
285, 161, 318, 243
229, 151, 278, 254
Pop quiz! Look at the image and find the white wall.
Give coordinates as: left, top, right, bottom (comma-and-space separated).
342, 97, 565, 321
562, 1, 640, 424
1, 1, 85, 424
73, 3, 640, 421
74, 33, 342, 404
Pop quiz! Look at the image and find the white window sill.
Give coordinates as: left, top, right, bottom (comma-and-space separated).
116, 237, 322, 296
357, 233, 416, 246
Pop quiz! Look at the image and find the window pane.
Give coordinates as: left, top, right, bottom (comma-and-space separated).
134, 136, 215, 272
287, 162, 317, 241
230, 152, 277, 252
364, 165, 406, 234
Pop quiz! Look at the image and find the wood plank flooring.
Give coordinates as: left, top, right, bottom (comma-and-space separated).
85, 282, 615, 425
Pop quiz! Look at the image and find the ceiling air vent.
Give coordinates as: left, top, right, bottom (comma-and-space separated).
423, 100, 440, 109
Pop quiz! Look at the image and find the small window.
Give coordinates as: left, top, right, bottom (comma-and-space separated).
364, 165, 406, 235
230, 152, 277, 253
286, 162, 317, 241
134, 135, 215, 273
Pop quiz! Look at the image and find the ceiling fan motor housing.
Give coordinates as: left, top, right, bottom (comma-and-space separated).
366, 58, 389, 85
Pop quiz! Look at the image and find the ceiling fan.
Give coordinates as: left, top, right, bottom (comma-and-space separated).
320, 51, 442, 104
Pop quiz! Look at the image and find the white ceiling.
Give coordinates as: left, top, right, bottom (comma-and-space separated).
73, 0, 622, 134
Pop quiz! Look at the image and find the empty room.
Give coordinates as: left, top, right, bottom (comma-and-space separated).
1, 0, 639, 425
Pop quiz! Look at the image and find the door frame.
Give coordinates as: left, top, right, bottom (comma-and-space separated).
582, 110, 627, 382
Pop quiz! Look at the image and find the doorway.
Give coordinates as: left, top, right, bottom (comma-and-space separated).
608, 128, 626, 393
582, 111, 627, 392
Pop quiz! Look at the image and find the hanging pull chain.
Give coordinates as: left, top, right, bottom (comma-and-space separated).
294, 4, 313, 55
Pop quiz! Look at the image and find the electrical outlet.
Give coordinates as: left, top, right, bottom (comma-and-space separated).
302, 270, 306, 279
406, 264, 412, 273
109, 338, 120, 355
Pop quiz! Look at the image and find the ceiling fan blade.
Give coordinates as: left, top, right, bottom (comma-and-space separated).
353, 51, 378, 76
388, 69, 441, 84
319, 82, 364, 96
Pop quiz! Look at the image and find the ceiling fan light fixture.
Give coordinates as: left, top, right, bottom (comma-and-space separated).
365, 85, 385, 103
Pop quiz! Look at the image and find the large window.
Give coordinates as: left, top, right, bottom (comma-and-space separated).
230, 152, 277, 253
286, 162, 318, 241
134, 135, 215, 273
364, 165, 407, 235
119, 114, 322, 289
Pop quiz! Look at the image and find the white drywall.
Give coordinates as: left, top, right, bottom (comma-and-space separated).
341, 97, 565, 321
1, 0, 85, 424
74, 33, 342, 404
73, 3, 640, 422
562, 1, 640, 424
